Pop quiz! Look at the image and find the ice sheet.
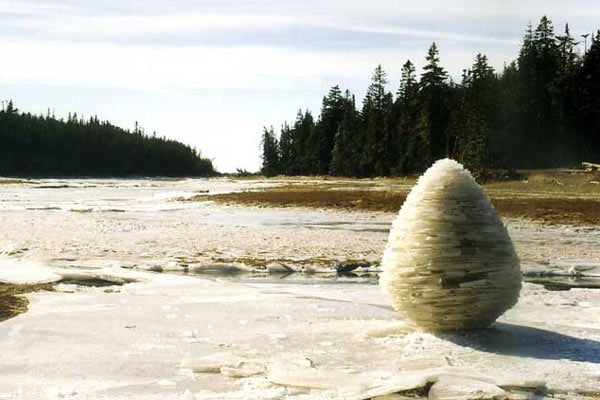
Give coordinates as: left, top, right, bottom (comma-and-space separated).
0, 178, 598, 399
0, 277, 599, 399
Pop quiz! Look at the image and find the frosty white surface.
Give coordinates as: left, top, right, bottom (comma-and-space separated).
0, 258, 62, 284
0, 177, 598, 399
1, 275, 599, 399
381, 159, 522, 330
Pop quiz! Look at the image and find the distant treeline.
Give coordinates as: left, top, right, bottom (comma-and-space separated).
261, 17, 600, 177
0, 102, 216, 177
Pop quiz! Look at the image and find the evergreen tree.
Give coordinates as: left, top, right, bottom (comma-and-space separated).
393, 60, 426, 173
453, 54, 498, 173
420, 42, 450, 164
361, 65, 393, 176
494, 62, 520, 168
278, 122, 293, 174
517, 16, 564, 167
261, 18, 598, 176
0, 102, 215, 177
554, 23, 580, 164
288, 110, 316, 175
260, 126, 280, 177
556, 23, 579, 79
314, 86, 346, 175
330, 92, 360, 176
574, 30, 600, 161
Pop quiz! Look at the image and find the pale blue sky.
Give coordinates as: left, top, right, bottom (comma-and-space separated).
1, 0, 598, 172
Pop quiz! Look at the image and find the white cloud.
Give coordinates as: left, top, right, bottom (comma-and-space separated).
315, 20, 518, 45
0, 40, 382, 91
2, 9, 520, 46
4, 13, 295, 40
0, 1, 72, 15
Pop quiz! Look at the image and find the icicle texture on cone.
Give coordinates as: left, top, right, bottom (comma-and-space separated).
380, 159, 521, 331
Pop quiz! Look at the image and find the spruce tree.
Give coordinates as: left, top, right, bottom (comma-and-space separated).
574, 30, 600, 161
0, 102, 215, 176
315, 86, 346, 175
495, 61, 520, 168
394, 60, 425, 173
517, 16, 563, 167
361, 65, 393, 176
420, 42, 450, 164
453, 54, 497, 173
554, 23, 580, 164
330, 91, 360, 176
279, 122, 293, 174
262, 17, 598, 176
290, 110, 316, 174
260, 126, 280, 177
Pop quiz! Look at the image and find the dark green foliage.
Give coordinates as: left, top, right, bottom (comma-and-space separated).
329, 91, 360, 176
278, 122, 293, 174
451, 54, 498, 172
260, 126, 280, 177
314, 86, 347, 175
260, 17, 599, 176
516, 17, 563, 167
0, 102, 215, 177
361, 65, 394, 176
494, 62, 520, 168
289, 110, 317, 175
420, 43, 451, 164
574, 30, 600, 162
393, 60, 427, 174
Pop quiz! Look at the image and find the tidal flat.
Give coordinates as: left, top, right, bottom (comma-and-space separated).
0, 176, 598, 399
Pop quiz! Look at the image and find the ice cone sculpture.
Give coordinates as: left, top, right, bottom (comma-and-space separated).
380, 159, 521, 331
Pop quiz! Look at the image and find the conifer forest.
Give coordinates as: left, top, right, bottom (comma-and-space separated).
0, 101, 215, 177
260, 17, 600, 177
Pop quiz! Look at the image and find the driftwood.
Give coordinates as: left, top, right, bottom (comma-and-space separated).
582, 162, 600, 171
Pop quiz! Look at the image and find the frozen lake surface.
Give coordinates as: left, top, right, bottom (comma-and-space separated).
0, 178, 599, 399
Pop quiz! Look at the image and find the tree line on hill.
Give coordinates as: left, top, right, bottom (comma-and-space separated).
260, 17, 600, 178
0, 101, 215, 177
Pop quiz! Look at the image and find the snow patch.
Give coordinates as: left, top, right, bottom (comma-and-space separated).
0, 258, 61, 284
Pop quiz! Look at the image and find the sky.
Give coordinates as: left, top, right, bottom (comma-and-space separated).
1, 1, 599, 172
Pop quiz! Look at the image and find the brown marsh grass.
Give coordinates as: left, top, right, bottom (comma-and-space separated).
193, 170, 600, 225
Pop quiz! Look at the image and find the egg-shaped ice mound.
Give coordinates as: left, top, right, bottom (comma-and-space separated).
380, 159, 521, 331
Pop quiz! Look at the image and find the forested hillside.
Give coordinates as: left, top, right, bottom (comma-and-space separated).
261, 17, 600, 177
0, 102, 215, 177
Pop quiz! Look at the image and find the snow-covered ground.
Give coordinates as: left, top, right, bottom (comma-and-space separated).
0, 178, 598, 399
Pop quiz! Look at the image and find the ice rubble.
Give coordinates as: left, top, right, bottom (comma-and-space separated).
0, 275, 598, 400
381, 159, 522, 330
0, 257, 140, 287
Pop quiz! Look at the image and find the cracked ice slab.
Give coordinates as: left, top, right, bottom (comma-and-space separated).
0, 271, 598, 399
